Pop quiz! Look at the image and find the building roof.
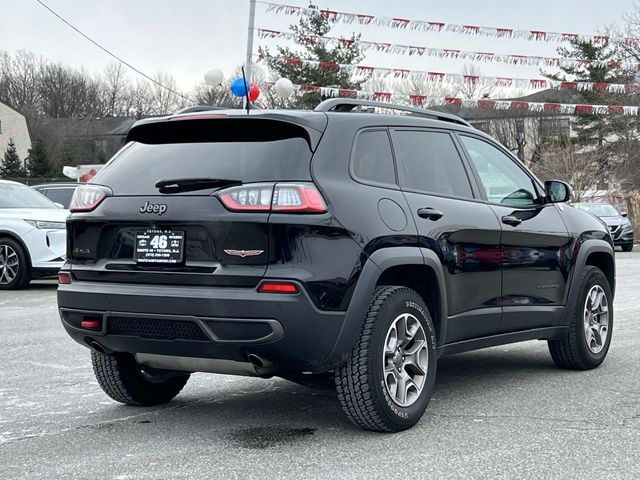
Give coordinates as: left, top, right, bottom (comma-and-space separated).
35, 117, 138, 138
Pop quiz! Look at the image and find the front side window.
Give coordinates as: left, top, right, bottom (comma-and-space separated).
352, 130, 396, 186
460, 135, 539, 207
393, 130, 473, 198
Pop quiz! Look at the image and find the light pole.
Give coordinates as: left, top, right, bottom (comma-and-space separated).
245, 0, 257, 84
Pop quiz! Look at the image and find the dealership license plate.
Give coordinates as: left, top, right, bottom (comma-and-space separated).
134, 229, 184, 264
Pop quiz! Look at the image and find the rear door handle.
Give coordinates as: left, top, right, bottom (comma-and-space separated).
417, 208, 444, 221
502, 215, 522, 227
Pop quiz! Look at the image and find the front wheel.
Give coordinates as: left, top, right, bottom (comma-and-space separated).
621, 243, 634, 252
335, 286, 437, 432
0, 238, 31, 290
91, 351, 190, 406
548, 266, 613, 370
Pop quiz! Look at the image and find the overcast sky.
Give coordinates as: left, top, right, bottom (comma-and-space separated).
0, 0, 637, 92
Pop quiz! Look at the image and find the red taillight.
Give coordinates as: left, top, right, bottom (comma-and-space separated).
58, 272, 71, 284
272, 183, 327, 213
258, 281, 299, 294
218, 183, 273, 212
217, 182, 327, 213
69, 185, 112, 212
80, 318, 101, 330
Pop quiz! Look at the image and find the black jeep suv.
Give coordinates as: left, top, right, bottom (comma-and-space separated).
58, 99, 615, 432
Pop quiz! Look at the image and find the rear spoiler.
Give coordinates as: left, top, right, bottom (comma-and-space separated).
127, 113, 327, 151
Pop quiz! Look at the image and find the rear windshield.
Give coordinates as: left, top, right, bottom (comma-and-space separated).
94, 120, 314, 195
574, 203, 619, 217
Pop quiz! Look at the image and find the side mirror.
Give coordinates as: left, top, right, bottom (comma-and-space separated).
54, 202, 64, 209
621, 212, 628, 218
545, 180, 571, 203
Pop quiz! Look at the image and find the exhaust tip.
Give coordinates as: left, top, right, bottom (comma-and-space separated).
247, 353, 266, 368
86, 339, 106, 354
248, 354, 277, 377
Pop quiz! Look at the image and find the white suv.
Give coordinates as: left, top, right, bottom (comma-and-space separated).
0, 180, 68, 289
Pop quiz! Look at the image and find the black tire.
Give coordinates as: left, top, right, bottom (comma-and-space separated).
621, 243, 634, 252
91, 351, 190, 406
0, 237, 31, 290
335, 286, 437, 432
548, 266, 613, 370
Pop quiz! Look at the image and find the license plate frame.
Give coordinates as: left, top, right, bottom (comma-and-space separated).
134, 229, 185, 264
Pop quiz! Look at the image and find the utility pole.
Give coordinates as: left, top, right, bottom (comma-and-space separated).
245, 0, 256, 83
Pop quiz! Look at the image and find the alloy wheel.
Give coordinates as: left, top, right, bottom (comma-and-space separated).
0, 245, 19, 285
583, 285, 609, 354
382, 313, 429, 407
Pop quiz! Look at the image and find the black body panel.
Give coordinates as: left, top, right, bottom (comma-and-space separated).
58, 108, 615, 376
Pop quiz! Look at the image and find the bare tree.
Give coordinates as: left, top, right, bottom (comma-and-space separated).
121, 79, 155, 118
531, 140, 609, 201
102, 62, 128, 116
454, 64, 496, 100
0, 50, 43, 114
150, 72, 187, 114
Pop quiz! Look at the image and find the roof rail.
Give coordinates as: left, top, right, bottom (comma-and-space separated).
314, 98, 471, 127
173, 105, 225, 115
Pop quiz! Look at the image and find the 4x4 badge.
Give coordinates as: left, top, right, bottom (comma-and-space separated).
224, 249, 264, 258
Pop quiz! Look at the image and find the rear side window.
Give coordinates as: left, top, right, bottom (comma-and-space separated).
93, 119, 314, 195
352, 130, 396, 186
393, 130, 473, 198
46, 188, 75, 208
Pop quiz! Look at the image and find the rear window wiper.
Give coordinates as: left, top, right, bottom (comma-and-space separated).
155, 177, 242, 194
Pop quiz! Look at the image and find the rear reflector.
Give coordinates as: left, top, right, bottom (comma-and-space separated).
80, 318, 101, 330
258, 281, 299, 294
58, 272, 71, 284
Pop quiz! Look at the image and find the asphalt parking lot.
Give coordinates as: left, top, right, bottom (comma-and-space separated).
1, 251, 639, 479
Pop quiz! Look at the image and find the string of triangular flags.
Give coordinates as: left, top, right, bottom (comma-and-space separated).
262, 1, 637, 46
258, 56, 640, 93
263, 82, 640, 116
256, 29, 638, 70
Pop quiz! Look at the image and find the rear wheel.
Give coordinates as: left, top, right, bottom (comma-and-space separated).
0, 238, 30, 290
548, 266, 613, 370
335, 286, 437, 432
621, 243, 633, 252
91, 351, 190, 406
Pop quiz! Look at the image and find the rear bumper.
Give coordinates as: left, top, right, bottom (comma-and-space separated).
57, 280, 346, 373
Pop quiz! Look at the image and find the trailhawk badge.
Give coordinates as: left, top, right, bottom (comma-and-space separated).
224, 249, 264, 258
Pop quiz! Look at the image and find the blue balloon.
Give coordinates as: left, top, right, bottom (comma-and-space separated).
230, 77, 249, 97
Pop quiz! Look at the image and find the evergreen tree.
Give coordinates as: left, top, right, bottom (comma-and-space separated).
544, 40, 636, 147
259, 3, 363, 109
26, 139, 51, 178
0, 139, 25, 177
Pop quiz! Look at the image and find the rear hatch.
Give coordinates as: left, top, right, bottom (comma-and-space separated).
67, 114, 326, 287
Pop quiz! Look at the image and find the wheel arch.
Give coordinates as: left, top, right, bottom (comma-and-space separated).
561, 239, 615, 327
320, 247, 447, 370
0, 230, 32, 269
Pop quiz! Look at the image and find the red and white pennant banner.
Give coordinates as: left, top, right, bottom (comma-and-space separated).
263, 2, 638, 46
257, 29, 637, 70
260, 56, 640, 94
264, 82, 640, 116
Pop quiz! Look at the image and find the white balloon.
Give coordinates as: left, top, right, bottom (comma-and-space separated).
204, 68, 224, 87
274, 78, 294, 98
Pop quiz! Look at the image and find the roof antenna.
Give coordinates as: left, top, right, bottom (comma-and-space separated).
241, 66, 251, 114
